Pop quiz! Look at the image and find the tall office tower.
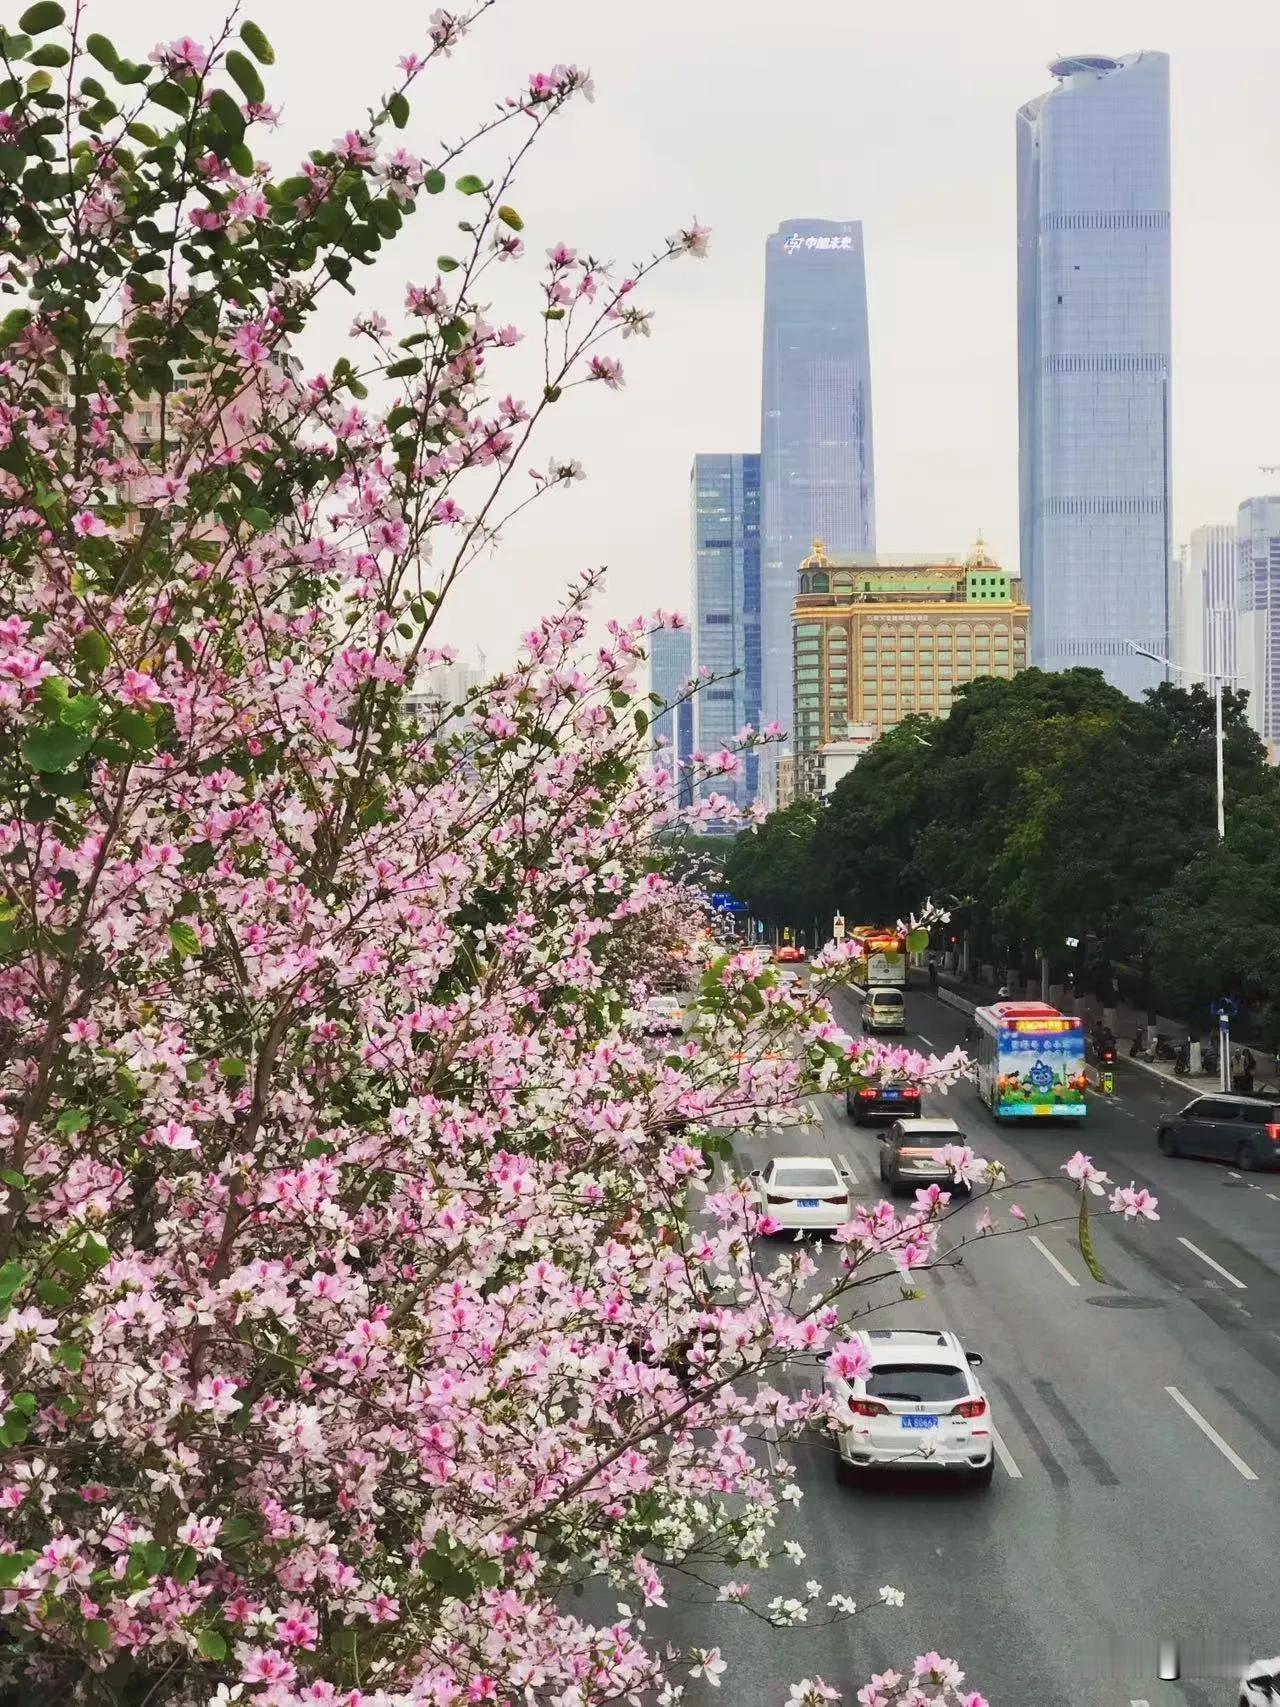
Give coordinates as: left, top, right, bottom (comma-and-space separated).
649, 626, 694, 810
690, 453, 762, 806
760, 220, 875, 789
1017, 52, 1172, 698
1236, 497, 1280, 748
1178, 524, 1238, 687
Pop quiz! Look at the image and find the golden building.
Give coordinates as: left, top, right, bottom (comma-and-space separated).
791, 535, 1029, 796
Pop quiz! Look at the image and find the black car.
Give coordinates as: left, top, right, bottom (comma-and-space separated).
1157, 1094, 1280, 1171
846, 1082, 922, 1125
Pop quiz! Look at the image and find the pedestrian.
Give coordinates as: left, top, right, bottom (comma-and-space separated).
1231, 1046, 1247, 1094
1242, 1046, 1257, 1096
928, 957, 939, 996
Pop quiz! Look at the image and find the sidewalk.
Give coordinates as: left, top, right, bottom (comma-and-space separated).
922, 968, 1280, 1097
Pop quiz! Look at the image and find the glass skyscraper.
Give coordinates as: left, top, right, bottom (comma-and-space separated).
648, 627, 694, 811
1236, 496, 1280, 748
1016, 52, 1171, 699
690, 453, 761, 806
760, 220, 875, 779
1177, 524, 1238, 688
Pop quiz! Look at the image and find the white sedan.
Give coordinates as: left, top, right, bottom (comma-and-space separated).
825, 1327, 994, 1486
748, 1156, 850, 1233
640, 996, 684, 1036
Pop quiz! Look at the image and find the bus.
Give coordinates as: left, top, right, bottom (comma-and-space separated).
972, 1001, 1088, 1121
851, 926, 907, 990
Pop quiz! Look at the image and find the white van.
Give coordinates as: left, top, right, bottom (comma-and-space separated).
861, 987, 906, 1034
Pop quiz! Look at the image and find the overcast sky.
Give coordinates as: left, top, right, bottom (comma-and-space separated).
107, 0, 1280, 662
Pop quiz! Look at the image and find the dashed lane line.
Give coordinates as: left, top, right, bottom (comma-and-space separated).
991, 1429, 1023, 1480
836, 1151, 859, 1187
1176, 1235, 1248, 1290
1164, 1386, 1258, 1480
915, 1032, 935, 1047
1028, 1233, 1081, 1288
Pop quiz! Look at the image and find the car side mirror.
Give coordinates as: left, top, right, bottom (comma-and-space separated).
965, 1350, 984, 1366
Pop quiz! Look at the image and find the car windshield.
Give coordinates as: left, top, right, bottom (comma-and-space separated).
772, 1167, 838, 1189
865, 1364, 969, 1402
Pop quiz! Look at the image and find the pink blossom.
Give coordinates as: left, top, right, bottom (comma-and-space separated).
1063, 1150, 1109, 1194
149, 36, 210, 75
825, 1338, 871, 1382
231, 320, 272, 367
71, 511, 109, 538
589, 354, 625, 389
1110, 1183, 1160, 1221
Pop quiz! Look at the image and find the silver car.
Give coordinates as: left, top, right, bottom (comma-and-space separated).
878, 1117, 969, 1198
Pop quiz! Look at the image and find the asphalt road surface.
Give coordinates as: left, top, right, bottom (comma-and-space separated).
657, 985, 1280, 1707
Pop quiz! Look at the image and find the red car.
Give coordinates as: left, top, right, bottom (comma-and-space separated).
776, 945, 806, 964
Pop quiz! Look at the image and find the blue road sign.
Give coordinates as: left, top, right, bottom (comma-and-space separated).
1211, 997, 1239, 1019
709, 893, 747, 914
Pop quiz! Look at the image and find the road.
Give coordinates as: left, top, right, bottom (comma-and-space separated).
660, 985, 1280, 1707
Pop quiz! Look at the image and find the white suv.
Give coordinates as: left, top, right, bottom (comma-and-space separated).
825, 1328, 994, 1486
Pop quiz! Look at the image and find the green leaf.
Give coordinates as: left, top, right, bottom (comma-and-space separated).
86, 1620, 112, 1650
74, 628, 109, 676
1077, 1192, 1106, 1284
28, 43, 68, 65
115, 708, 154, 752
219, 1515, 258, 1547
238, 20, 275, 64
384, 357, 422, 379
207, 87, 245, 142
436, 254, 459, 273
634, 708, 649, 736
0, 1170, 25, 1190
0, 1553, 35, 1588
148, 80, 189, 117
224, 49, 264, 106
55, 1107, 89, 1133
10, 1393, 35, 1417
84, 32, 118, 70
172, 1545, 198, 1585
23, 723, 87, 773
55, 1342, 84, 1371
196, 1628, 227, 1660
60, 694, 100, 731
424, 168, 445, 194
455, 173, 486, 196
18, 2, 64, 34
906, 927, 930, 954
387, 91, 409, 129
36, 1277, 72, 1307
82, 1232, 109, 1271
168, 921, 200, 959
497, 204, 524, 231
219, 1057, 246, 1081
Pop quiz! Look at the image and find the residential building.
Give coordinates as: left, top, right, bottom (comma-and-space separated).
1017, 52, 1172, 698
775, 756, 796, 812
405, 656, 489, 739
760, 219, 876, 790
690, 453, 762, 805
819, 728, 877, 795
791, 537, 1030, 797
649, 626, 694, 811
1236, 497, 1280, 746
1177, 524, 1237, 687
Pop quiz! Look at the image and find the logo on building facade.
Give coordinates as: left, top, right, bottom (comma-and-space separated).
783, 233, 855, 254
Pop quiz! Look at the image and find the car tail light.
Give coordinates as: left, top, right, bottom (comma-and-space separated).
765, 1193, 787, 1206
848, 1398, 888, 1417
1267, 1124, 1280, 1143
903, 1087, 921, 1099
829, 1193, 848, 1206
952, 1398, 987, 1419
858, 1088, 876, 1100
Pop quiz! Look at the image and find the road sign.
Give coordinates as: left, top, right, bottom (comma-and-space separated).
1101, 1070, 1114, 1096
1210, 997, 1239, 1019
833, 913, 846, 941
709, 893, 747, 915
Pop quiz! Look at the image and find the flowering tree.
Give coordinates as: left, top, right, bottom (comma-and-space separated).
0, 8, 1157, 1705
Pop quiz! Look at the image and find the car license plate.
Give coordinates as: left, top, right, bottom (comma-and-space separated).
900, 1415, 938, 1430
883, 1089, 900, 1099
797, 1199, 819, 1209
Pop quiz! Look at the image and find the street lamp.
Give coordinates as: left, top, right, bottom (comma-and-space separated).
1127, 642, 1236, 841
1130, 643, 1238, 1087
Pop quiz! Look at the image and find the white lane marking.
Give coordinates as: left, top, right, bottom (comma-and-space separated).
1266, 1192, 1280, 1203
1131, 1699, 1151, 1706
1229, 1170, 1243, 1180
1164, 1386, 1258, 1480
836, 1151, 859, 1187
916, 1032, 935, 1047
1029, 1233, 1080, 1288
1176, 1235, 1248, 1290
991, 1429, 1023, 1480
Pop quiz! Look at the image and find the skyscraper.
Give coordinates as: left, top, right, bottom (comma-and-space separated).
1236, 496, 1280, 747
1177, 524, 1238, 688
648, 627, 694, 811
760, 220, 875, 781
690, 453, 761, 806
1017, 52, 1171, 698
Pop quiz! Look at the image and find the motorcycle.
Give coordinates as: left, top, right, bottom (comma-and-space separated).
1173, 1040, 1191, 1076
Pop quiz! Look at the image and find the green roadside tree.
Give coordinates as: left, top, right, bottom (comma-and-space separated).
721, 797, 823, 935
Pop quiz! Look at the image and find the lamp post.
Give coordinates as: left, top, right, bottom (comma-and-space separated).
1127, 642, 1234, 841
1129, 644, 1238, 1080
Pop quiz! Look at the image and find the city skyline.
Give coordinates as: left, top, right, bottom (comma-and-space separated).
1016, 51, 1172, 700
1236, 495, 1280, 751
760, 219, 876, 776
108, 1, 1280, 663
